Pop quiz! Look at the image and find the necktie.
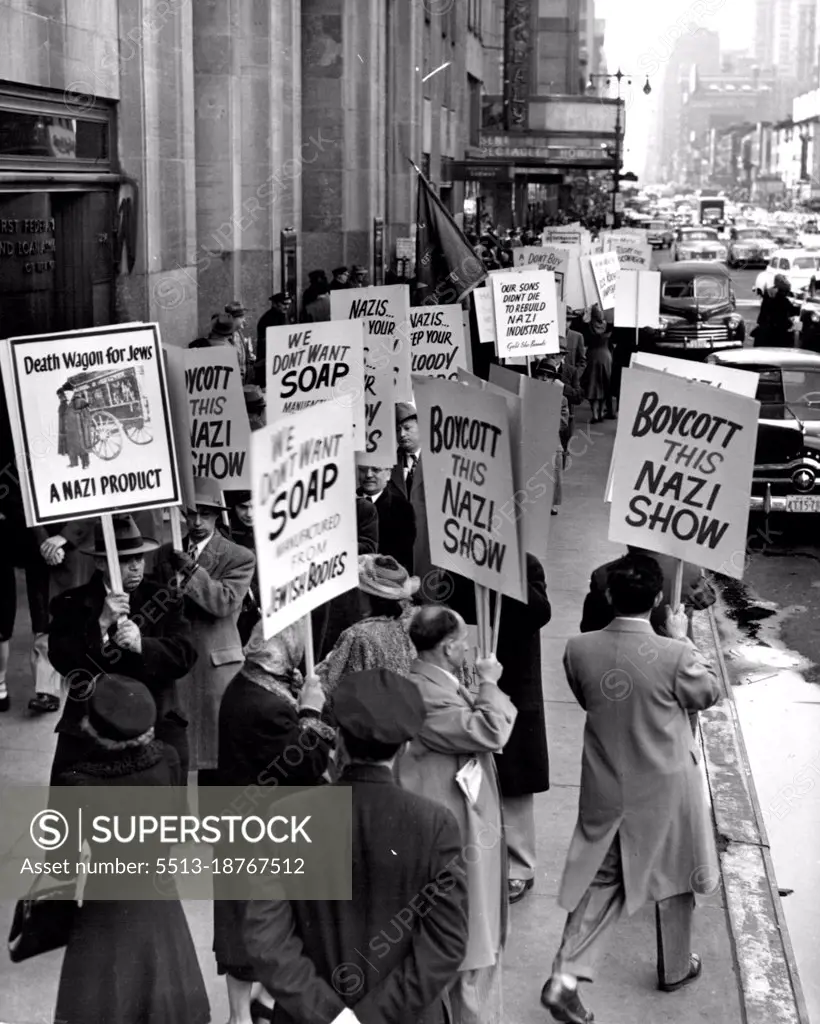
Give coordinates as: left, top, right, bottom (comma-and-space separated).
405, 454, 417, 495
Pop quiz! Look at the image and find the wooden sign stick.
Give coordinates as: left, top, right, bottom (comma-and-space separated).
474, 582, 486, 659
304, 615, 315, 678
100, 513, 124, 594
671, 558, 684, 612
169, 506, 184, 552
491, 590, 503, 657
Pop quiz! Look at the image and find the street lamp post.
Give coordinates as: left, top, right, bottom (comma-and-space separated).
588, 69, 651, 228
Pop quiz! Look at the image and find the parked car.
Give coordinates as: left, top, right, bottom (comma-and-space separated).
726, 226, 777, 268
673, 227, 728, 262
641, 262, 745, 361
708, 348, 820, 514
754, 250, 820, 298
646, 219, 675, 249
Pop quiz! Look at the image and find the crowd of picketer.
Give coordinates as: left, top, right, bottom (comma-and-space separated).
0, 288, 722, 1024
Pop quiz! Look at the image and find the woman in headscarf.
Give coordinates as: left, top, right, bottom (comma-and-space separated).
574, 304, 613, 423
53, 675, 210, 1024
754, 273, 801, 347
213, 618, 334, 1024
316, 554, 419, 693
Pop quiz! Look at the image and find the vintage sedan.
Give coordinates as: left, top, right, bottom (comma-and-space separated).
641, 262, 745, 361
708, 348, 820, 514
727, 226, 777, 268
673, 227, 728, 263
646, 219, 675, 249
754, 249, 820, 298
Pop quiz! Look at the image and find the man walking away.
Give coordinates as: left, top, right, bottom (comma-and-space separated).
542, 554, 721, 1024
397, 606, 515, 1024
244, 668, 469, 1024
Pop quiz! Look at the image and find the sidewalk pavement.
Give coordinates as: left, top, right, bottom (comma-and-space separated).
0, 406, 796, 1024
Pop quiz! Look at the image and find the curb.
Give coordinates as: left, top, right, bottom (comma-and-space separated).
695, 605, 810, 1024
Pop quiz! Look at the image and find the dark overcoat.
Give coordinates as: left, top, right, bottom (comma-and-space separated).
244, 764, 468, 1024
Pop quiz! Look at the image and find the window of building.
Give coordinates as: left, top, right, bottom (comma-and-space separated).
422, 153, 431, 179
468, 0, 482, 39
0, 89, 114, 171
468, 75, 481, 148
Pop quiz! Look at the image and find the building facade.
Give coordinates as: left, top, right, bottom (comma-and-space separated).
0, 0, 511, 349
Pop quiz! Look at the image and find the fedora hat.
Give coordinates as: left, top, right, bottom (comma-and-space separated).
210, 313, 236, 337
358, 554, 419, 601
395, 401, 417, 426
188, 477, 228, 512
225, 300, 247, 317
81, 515, 160, 557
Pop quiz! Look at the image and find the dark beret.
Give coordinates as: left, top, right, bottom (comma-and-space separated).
334, 669, 425, 745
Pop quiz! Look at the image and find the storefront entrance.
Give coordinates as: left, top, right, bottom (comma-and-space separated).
0, 190, 115, 340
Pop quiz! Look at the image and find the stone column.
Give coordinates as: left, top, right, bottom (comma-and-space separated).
385, 0, 424, 245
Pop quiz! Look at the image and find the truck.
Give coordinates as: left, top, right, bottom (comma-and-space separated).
698, 196, 726, 230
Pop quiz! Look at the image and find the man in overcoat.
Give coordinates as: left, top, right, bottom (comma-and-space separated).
155, 480, 255, 777
47, 515, 196, 781
357, 462, 416, 572
244, 668, 469, 1024
388, 402, 432, 586
396, 606, 516, 1024
542, 555, 721, 1024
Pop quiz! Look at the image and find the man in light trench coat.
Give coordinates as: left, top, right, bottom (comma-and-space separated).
396, 605, 516, 1024
542, 554, 721, 1024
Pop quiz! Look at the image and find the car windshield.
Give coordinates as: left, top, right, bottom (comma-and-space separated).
681, 230, 717, 241
791, 257, 820, 270
662, 276, 729, 300
753, 367, 820, 420
735, 229, 771, 239
648, 222, 666, 230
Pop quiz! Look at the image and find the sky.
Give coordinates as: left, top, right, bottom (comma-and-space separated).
596, 0, 754, 179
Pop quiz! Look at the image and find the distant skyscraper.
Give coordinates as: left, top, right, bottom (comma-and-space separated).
755, 0, 776, 67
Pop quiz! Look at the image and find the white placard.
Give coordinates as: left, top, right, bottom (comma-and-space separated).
631, 352, 760, 399
608, 366, 760, 578
265, 320, 365, 450
251, 402, 359, 638
513, 246, 570, 334
409, 305, 469, 381
491, 270, 560, 358
413, 376, 525, 602
330, 285, 412, 402
588, 251, 621, 309
605, 235, 653, 270
614, 270, 661, 329
184, 347, 251, 486
473, 288, 497, 345
2, 324, 180, 525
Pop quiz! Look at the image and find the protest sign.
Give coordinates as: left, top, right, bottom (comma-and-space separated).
413, 375, 526, 601
491, 270, 559, 358
542, 227, 583, 248
588, 251, 621, 309
409, 305, 469, 380
183, 347, 251, 486
473, 288, 497, 345
631, 351, 759, 399
513, 246, 570, 334
614, 270, 661, 329
330, 284, 412, 402
162, 347, 196, 512
251, 402, 359, 638
265, 320, 365, 449
608, 365, 759, 578
605, 234, 653, 270
488, 363, 564, 559
1, 323, 180, 525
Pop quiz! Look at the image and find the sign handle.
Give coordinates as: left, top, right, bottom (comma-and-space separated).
475, 583, 486, 660
635, 270, 641, 354
100, 513, 124, 594
304, 615, 315, 679
671, 558, 684, 611
491, 590, 503, 657
170, 507, 183, 552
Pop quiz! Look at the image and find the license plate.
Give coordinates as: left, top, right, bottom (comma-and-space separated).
685, 338, 711, 348
786, 496, 820, 512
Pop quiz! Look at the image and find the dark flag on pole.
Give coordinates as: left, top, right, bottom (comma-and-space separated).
414, 166, 487, 305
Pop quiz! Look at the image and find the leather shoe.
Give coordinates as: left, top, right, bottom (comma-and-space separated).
508, 878, 534, 903
659, 953, 702, 992
540, 976, 594, 1023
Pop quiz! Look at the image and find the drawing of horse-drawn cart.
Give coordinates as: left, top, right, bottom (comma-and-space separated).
63, 366, 152, 461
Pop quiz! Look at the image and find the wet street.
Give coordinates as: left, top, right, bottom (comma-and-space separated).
711, 514, 820, 1022
646, 252, 820, 1016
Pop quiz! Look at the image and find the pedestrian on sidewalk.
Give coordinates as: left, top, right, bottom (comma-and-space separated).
53, 675, 210, 1024
574, 306, 612, 423
47, 515, 196, 782
244, 668, 469, 1024
542, 554, 722, 1024
396, 605, 516, 1024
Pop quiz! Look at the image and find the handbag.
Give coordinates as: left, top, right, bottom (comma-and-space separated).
8, 874, 77, 963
